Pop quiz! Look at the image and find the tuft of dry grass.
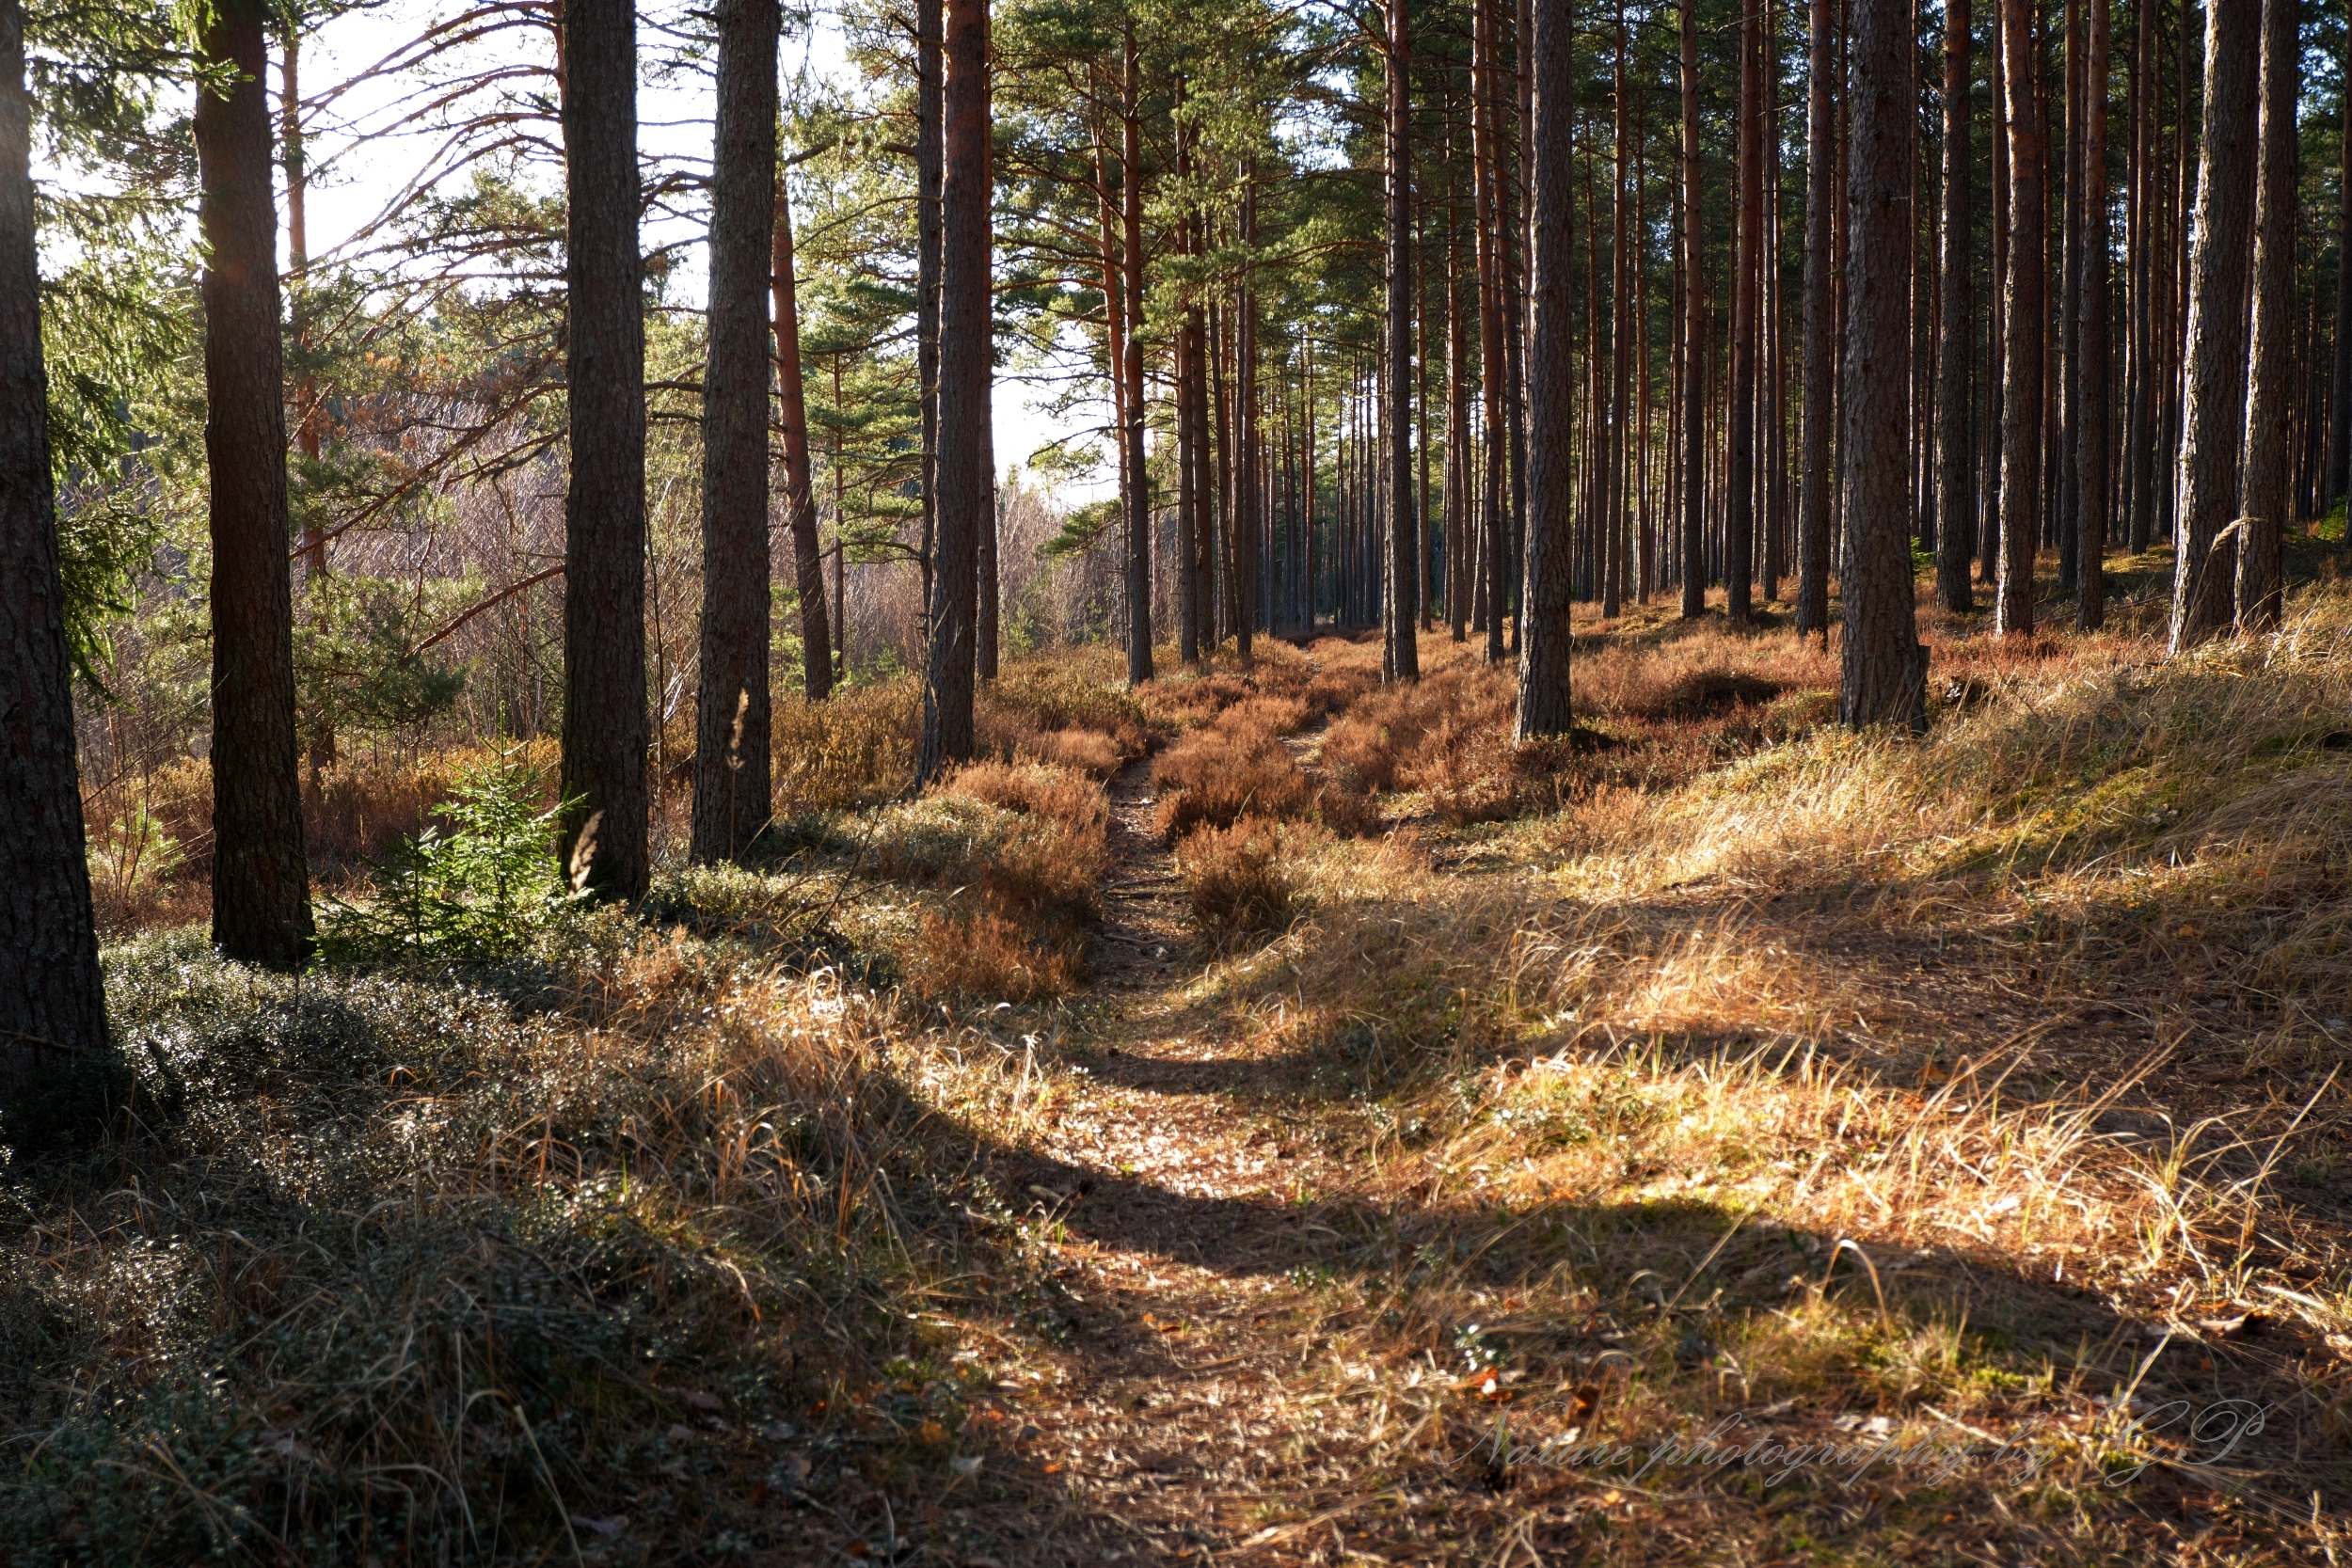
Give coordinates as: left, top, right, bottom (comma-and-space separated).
1175, 816, 1297, 937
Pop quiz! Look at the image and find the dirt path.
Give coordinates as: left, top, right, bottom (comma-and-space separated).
951, 724, 1392, 1562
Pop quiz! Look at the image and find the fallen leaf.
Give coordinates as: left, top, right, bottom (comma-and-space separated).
919, 1419, 948, 1444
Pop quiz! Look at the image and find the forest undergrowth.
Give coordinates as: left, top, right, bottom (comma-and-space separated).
8, 553, 2352, 1564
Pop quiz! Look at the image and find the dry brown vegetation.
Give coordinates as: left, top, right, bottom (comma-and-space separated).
1175, 816, 1299, 936
19, 562, 2352, 1565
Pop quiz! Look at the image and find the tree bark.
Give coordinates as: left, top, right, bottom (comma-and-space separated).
1518, 0, 1572, 737
774, 165, 829, 701
919, 0, 988, 781
2236, 0, 2296, 630
1936, 0, 1975, 611
1995, 0, 2044, 636
691, 0, 776, 863
1839, 0, 1927, 725
2332, 15, 2352, 508
2123, 0, 2155, 559
1473, 0, 1508, 658
0, 0, 109, 1085
1386, 0, 1419, 681
1681, 0, 1708, 621
916, 0, 942, 626
198, 0, 313, 958
282, 28, 333, 776
2074, 0, 2110, 628
1797, 0, 1836, 634
1984, 0, 2008, 582
2169, 0, 2261, 652
1121, 22, 1152, 686
1726, 0, 1762, 626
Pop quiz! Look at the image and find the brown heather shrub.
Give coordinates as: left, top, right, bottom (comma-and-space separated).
1151, 709, 1312, 840
1176, 816, 1295, 935
977, 658, 1153, 775
906, 908, 1082, 1002
773, 681, 920, 813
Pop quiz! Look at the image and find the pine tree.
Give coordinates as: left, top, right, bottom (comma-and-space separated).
691, 0, 778, 863
0, 0, 109, 1094
1838, 0, 1926, 726
197, 0, 313, 959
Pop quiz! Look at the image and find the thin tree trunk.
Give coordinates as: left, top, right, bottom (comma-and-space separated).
2169, 0, 2261, 651
1936, 0, 1975, 610
1984, 0, 2008, 582
281, 28, 334, 777
1995, 0, 2044, 636
1606, 0, 1630, 618
918, 0, 988, 780
1120, 23, 1152, 685
1177, 93, 1200, 662
1518, 0, 1573, 737
1841, 0, 1927, 724
1387, 0, 1420, 680
2237, 0, 2296, 629
1236, 173, 1260, 657
1474, 0, 1508, 658
2333, 14, 2352, 507
2076, 0, 2111, 627
0, 0, 109, 1087
691, 0, 776, 863
1681, 0, 1708, 621
199, 0, 313, 955
2058, 0, 2084, 591
2124, 0, 2155, 558
916, 0, 942, 625
773, 164, 829, 702
1797, 0, 1835, 635
1726, 0, 1762, 625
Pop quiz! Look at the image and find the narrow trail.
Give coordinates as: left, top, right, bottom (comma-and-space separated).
968, 700, 1386, 1561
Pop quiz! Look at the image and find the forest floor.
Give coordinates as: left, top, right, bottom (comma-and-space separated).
11, 548, 2352, 1565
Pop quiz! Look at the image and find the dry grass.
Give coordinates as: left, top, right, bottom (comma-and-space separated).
0, 920, 1034, 1562
860, 760, 1109, 1004
81, 741, 569, 937
31, 580, 2352, 1563
1175, 816, 1298, 937
772, 679, 921, 815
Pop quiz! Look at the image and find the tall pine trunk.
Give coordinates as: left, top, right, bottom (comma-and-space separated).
2236, 0, 2297, 630
198, 0, 313, 958
2332, 18, 2352, 507
690, 0, 776, 863
0, 0, 110, 1095
1797, 0, 1834, 635
1386, 0, 1419, 681
774, 164, 830, 701
1680, 0, 1708, 621
916, 0, 942, 624
919, 0, 989, 779
1936, 0, 1975, 611
1995, 0, 2044, 636
1473, 0, 1508, 659
2169, 0, 2261, 651
1839, 0, 1927, 726
2074, 0, 2110, 628
1518, 0, 1573, 737
1726, 0, 1762, 625
1120, 24, 1152, 685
